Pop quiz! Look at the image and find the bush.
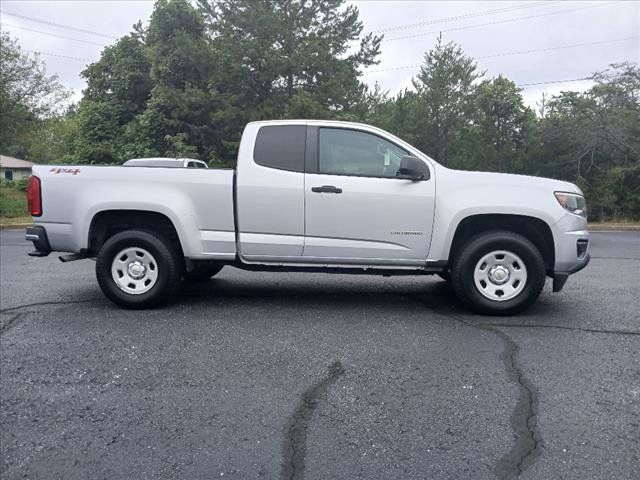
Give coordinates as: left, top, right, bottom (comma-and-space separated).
0, 186, 27, 218
14, 176, 29, 191
0, 178, 14, 189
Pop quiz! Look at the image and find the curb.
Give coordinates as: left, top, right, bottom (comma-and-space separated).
588, 225, 640, 231
0, 223, 31, 230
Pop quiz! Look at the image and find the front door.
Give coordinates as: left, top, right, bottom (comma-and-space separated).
303, 127, 435, 266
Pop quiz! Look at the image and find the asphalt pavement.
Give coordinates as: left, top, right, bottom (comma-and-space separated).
1, 229, 638, 480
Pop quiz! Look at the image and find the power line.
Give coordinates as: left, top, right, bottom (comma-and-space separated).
478, 36, 638, 60
1, 11, 119, 39
372, 1, 559, 34
24, 49, 93, 62
364, 36, 639, 74
0, 22, 107, 46
383, 1, 620, 42
517, 77, 593, 87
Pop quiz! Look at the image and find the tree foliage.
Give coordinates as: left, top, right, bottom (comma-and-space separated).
1, 0, 638, 219
533, 63, 640, 219
0, 32, 69, 159
411, 34, 481, 165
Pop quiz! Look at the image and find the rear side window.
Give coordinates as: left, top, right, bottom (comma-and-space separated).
253, 125, 306, 172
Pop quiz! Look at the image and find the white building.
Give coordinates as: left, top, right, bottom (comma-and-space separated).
1, 155, 35, 181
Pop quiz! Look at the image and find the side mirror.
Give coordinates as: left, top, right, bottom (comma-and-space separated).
397, 156, 429, 181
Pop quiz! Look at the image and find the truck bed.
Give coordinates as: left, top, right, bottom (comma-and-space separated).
32, 165, 236, 259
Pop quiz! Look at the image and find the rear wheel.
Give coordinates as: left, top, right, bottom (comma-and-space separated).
451, 230, 546, 315
96, 230, 181, 309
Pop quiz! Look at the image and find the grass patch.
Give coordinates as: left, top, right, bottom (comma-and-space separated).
588, 221, 640, 230
0, 185, 28, 222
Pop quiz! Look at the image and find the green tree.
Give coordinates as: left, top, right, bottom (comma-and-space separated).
0, 32, 68, 158
197, 0, 381, 161
138, 0, 218, 159
411, 34, 481, 165
66, 34, 151, 163
537, 63, 640, 220
467, 76, 536, 172
68, 0, 217, 163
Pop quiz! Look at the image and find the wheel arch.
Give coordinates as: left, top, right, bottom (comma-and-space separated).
447, 214, 555, 274
87, 210, 184, 258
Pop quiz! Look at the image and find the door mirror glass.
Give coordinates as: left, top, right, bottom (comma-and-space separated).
397, 156, 429, 181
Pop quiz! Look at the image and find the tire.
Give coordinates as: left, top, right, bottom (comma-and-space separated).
450, 230, 546, 315
96, 229, 181, 309
183, 263, 224, 282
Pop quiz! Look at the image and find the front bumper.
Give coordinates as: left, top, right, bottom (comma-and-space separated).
551, 213, 591, 291
25, 225, 52, 257
552, 253, 590, 292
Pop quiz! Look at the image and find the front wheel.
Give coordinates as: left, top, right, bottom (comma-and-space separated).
451, 231, 546, 315
96, 230, 181, 309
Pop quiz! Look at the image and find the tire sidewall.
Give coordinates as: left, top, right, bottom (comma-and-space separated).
96, 230, 179, 309
452, 232, 546, 315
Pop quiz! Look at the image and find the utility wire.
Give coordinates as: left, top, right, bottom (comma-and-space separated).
1, 11, 119, 39
372, 1, 559, 34
24, 49, 93, 62
517, 77, 593, 87
364, 36, 639, 74
383, 1, 620, 42
0, 22, 108, 46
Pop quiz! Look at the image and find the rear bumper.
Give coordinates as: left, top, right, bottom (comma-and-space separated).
25, 225, 52, 257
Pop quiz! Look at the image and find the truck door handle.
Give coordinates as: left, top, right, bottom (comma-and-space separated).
312, 185, 342, 194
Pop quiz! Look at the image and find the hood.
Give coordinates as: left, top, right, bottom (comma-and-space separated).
436, 166, 583, 195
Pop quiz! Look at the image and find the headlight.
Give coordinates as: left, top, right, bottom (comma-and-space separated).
554, 192, 587, 217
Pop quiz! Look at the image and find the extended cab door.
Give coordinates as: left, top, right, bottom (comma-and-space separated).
236, 123, 307, 260
303, 126, 435, 265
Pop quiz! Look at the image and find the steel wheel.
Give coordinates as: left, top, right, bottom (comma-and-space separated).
111, 247, 159, 295
473, 250, 527, 302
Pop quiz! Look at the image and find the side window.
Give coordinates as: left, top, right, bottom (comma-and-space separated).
318, 128, 409, 178
186, 162, 196, 168
253, 125, 306, 173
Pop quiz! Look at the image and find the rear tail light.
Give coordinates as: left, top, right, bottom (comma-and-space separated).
27, 175, 42, 217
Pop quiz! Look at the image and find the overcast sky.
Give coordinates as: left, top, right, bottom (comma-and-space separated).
1, 0, 638, 109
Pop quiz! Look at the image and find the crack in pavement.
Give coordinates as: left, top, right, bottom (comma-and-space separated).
0, 312, 23, 333
281, 360, 345, 480
0, 300, 100, 334
415, 297, 541, 480
481, 325, 541, 479
480, 323, 640, 336
0, 299, 98, 315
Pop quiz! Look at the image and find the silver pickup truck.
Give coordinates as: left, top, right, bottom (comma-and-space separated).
25, 120, 590, 314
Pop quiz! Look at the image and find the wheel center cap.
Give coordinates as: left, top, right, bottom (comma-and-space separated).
489, 265, 510, 285
128, 261, 146, 279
